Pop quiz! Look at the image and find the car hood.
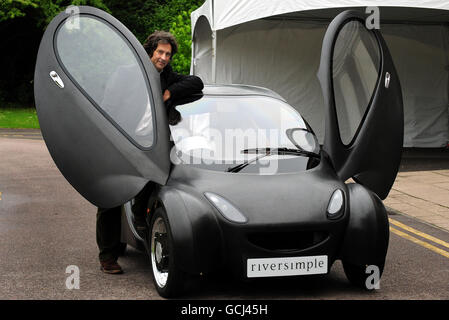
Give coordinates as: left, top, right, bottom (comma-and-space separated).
168, 156, 347, 226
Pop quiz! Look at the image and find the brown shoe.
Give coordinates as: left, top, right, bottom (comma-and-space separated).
100, 259, 123, 274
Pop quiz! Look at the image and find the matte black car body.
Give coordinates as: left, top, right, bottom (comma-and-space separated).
141, 154, 349, 278
34, 7, 403, 296
119, 87, 389, 279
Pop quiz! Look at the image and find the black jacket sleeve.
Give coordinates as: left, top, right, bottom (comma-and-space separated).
160, 64, 204, 101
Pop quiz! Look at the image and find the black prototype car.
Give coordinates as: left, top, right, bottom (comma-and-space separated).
34, 7, 403, 297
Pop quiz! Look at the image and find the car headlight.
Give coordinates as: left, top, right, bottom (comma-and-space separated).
327, 189, 344, 219
204, 192, 248, 223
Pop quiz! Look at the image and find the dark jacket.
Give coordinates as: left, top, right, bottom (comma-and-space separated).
160, 64, 204, 101
160, 64, 203, 125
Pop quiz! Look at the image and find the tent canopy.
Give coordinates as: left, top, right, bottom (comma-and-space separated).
191, 0, 449, 147
192, 0, 449, 31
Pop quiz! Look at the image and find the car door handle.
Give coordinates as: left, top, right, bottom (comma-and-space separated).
49, 71, 64, 89
384, 72, 390, 89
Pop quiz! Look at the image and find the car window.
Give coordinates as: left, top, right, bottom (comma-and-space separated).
333, 20, 380, 145
55, 15, 154, 148
169, 95, 318, 172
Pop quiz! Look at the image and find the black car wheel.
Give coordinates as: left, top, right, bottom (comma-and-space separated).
342, 261, 385, 289
149, 207, 185, 298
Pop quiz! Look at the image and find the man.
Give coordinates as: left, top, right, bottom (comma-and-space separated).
145, 30, 204, 125
97, 31, 204, 274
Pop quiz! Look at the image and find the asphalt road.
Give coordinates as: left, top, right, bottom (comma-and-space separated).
0, 135, 448, 300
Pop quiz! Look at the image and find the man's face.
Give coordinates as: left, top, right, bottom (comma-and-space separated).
151, 42, 172, 72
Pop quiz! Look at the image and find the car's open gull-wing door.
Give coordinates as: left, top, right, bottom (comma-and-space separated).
317, 10, 404, 199
34, 6, 171, 208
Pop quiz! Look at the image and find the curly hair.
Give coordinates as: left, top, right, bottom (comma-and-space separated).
143, 31, 178, 59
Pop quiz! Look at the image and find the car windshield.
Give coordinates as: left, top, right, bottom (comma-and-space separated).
170, 95, 319, 173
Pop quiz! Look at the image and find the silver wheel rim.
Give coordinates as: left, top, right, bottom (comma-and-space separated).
151, 216, 169, 288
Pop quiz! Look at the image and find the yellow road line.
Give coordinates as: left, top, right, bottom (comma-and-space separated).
0, 134, 26, 137
389, 218, 449, 249
0, 133, 41, 136
390, 226, 449, 259
0, 134, 42, 139
0, 191, 2, 200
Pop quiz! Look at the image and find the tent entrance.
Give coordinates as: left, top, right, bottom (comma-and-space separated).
192, 5, 449, 148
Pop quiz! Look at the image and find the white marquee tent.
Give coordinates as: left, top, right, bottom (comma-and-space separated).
191, 0, 449, 147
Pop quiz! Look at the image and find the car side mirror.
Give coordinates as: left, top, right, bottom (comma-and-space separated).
286, 128, 320, 154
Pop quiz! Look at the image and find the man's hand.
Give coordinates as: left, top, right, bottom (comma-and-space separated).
163, 89, 171, 102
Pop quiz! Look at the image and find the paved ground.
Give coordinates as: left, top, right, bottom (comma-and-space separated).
0, 128, 42, 140
385, 170, 449, 231
385, 148, 449, 232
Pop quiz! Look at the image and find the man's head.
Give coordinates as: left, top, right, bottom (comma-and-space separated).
143, 31, 178, 72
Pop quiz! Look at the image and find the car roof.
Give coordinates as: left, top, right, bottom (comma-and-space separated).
201, 84, 286, 102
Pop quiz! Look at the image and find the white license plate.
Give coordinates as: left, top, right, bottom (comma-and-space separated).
247, 255, 328, 278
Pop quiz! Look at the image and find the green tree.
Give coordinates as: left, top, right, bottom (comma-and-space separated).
101, 0, 158, 42
0, 0, 110, 105
0, 0, 204, 106
169, 9, 193, 73
104, 0, 203, 74
0, 0, 109, 25
151, 0, 203, 74
36, 0, 110, 26
0, 0, 39, 22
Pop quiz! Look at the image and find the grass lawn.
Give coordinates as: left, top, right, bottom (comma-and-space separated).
0, 108, 40, 129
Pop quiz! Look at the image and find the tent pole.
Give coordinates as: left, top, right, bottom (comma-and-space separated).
211, 0, 216, 83
190, 34, 195, 75
212, 30, 217, 83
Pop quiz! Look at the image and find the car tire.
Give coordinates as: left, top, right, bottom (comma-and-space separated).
149, 207, 185, 298
342, 261, 385, 289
